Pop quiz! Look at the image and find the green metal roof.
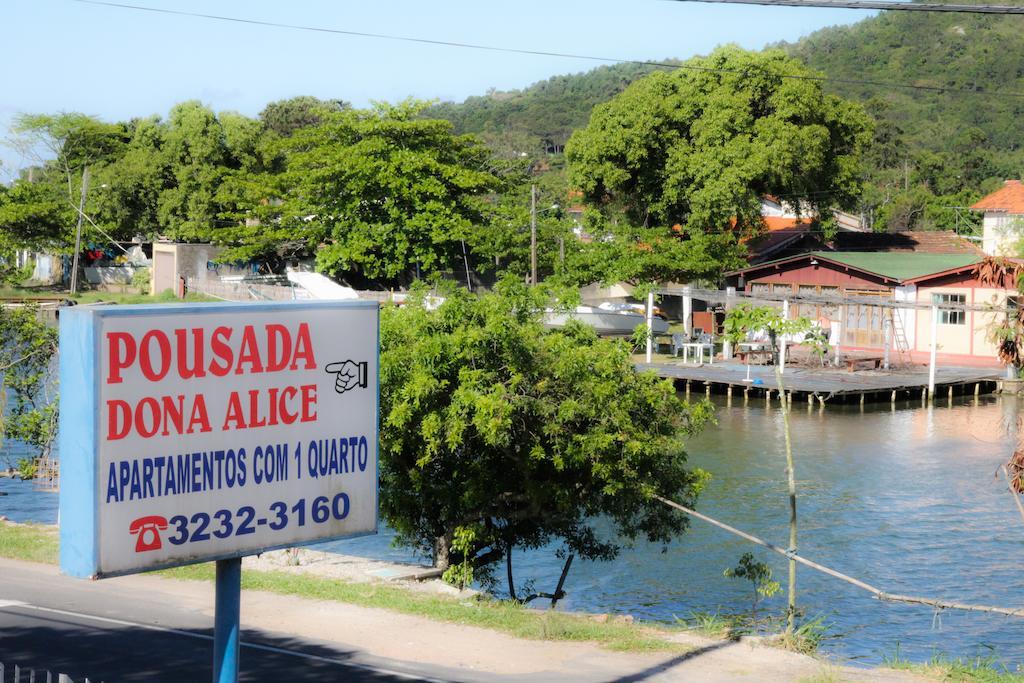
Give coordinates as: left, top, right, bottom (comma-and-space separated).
813, 252, 980, 282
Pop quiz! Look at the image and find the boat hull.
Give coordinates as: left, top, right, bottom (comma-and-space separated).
544, 308, 670, 336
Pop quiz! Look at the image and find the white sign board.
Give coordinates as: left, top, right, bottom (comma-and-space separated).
59, 301, 379, 578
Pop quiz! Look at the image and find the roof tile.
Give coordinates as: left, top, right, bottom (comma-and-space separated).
971, 180, 1024, 213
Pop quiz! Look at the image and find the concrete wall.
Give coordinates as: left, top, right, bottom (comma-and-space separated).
981, 213, 1024, 255
150, 243, 226, 296
913, 285, 1008, 364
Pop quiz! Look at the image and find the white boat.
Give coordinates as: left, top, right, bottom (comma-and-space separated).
543, 305, 670, 336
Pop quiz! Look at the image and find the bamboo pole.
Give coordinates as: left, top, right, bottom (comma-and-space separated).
653, 494, 1024, 618
773, 364, 798, 635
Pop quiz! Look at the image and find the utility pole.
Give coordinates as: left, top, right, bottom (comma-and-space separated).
530, 184, 538, 286
70, 166, 89, 295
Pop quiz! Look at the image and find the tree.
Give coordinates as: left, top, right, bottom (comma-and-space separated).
0, 179, 73, 253
247, 101, 502, 287
566, 46, 872, 235
379, 279, 712, 597
722, 304, 811, 637
258, 96, 349, 138
0, 305, 59, 474
7, 113, 127, 253
560, 220, 746, 288
156, 101, 232, 242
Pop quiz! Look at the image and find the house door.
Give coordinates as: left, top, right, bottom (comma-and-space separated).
842, 290, 890, 348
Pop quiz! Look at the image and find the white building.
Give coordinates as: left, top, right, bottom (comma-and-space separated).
973, 180, 1024, 256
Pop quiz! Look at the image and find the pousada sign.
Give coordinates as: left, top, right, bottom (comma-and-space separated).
59, 300, 379, 579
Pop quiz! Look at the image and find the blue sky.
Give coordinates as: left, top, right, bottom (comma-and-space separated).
0, 0, 873, 180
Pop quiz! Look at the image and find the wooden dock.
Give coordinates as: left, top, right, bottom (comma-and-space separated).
639, 360, 1000, 405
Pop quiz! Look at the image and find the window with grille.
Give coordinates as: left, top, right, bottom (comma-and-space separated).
933, 293, 966, 325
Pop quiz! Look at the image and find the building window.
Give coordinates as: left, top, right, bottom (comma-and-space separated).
750, 283, 770, 294
933, 293, 966, 325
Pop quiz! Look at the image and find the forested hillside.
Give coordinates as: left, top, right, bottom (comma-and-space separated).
430, 11, 1024, 231
782, 10, 1024, 229
426, 60, 677, 152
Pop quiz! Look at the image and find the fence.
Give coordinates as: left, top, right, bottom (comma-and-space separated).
0, 662, 102, 683
187, 276, 308, 302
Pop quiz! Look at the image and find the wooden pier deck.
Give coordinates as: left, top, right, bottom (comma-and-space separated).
639, 360, 1001, 404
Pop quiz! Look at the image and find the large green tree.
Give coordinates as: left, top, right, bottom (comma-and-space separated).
240, 101, 503, 286
566, 46, 872, 234
379, 280, 711, 594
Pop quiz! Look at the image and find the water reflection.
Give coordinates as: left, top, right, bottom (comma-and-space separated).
509, 394, 1024, 666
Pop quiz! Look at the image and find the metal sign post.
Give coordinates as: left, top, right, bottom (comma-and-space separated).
214, 558, 242, 683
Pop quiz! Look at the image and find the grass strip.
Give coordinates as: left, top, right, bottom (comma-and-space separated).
161, 563, 680, 653
884, 653, 1024, 682
0, 522, 58, 564
0, 522, 679, 653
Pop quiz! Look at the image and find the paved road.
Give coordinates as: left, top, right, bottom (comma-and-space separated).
0, 561, 472, 682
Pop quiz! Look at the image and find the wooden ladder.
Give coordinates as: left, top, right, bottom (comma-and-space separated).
888, 309, 910, 367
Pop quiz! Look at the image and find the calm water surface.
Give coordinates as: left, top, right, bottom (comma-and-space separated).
3, 395, 1022, 666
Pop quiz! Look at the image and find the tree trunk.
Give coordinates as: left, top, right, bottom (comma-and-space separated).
434, 534, 451, 571
506, 540, 518, 602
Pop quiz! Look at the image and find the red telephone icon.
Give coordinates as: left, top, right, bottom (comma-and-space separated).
129, 515, 168, 552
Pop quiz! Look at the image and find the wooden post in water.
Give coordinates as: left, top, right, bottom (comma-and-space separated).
891, 390, 896, 404
928, 303, 938, 401
975, 383, 980, 397
706, 383, 711, 398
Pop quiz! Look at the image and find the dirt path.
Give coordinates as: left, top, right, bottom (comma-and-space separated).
1, 555, 930, 682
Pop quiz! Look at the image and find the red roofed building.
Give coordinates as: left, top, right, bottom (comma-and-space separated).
972, 180, 1024, 255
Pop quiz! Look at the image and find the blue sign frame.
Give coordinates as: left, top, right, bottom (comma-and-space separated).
58, 300, 381, 579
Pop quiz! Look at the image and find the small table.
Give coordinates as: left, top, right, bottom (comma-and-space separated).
844, 356, 884, 373
737, 342, 770, 365
679, 342, 714, 365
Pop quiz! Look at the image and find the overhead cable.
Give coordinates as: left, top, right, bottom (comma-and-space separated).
66, 0, 1024, 99
671, 0, 1024, 14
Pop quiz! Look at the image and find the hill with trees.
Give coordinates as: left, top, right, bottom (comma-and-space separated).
429, 11, 1024, 232
425, 60, 678, 154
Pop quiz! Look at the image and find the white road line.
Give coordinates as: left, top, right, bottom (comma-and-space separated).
2, 602, 442, 682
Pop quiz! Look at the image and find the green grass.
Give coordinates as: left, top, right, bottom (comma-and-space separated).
675, 611, 831, 655
675, 611, 749, 640
0, 522, 58, 564
70, 290, 217, 305
0, 522, 681, 653
0, 285, 216, 305
161, 563, 682, 652
884, 650, 1024, 682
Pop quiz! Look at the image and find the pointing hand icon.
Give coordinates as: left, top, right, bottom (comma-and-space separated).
325, 360, 368, 394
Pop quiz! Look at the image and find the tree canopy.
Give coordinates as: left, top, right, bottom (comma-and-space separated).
234, 101, 505, 286
378, 280, 711, 591
566, 46, 872, 234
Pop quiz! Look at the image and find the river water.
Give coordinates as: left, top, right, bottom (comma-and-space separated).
3, 395, 1022, 667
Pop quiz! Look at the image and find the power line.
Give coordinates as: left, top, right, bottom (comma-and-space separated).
672, 0, 1024, 13
66, 0, 1024, 100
